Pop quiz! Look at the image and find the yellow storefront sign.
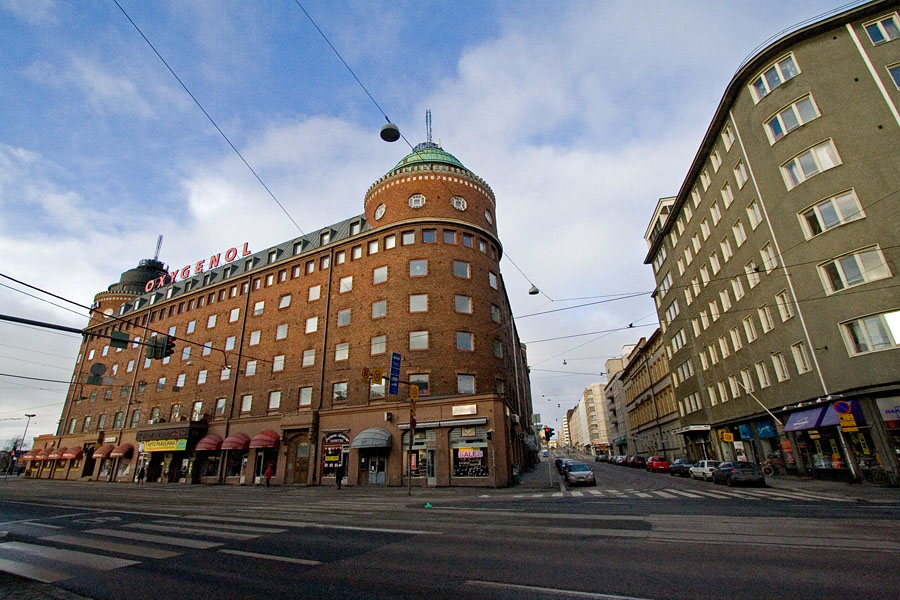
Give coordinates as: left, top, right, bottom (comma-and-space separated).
143, 439, 187, 452
838, 413, 858, 432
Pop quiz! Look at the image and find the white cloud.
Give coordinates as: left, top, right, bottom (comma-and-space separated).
0, 0, 56, 25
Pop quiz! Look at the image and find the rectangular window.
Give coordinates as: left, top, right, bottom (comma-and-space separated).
279, 294, 291, 309
750, 53, 800, 102
781, 140, 841, 190
372, 300, 387, 319
760, 243, 777, 273
765, 95, 820, 143
733, 220, 747, 246
409, 373, 430, 396
720, 238, 733, 262
371, 335, 386, 355
841, 310, 900, 355
718, 335, 730, 359
225, 336, 236, 351
368, 240, 379, 255
221, 367, 231, 380
462, 233, 474, 248
229, 308, 240, 322
453, 261, 471, 278
215, 398, 226, 416
729, 376, 741, 398
710, 202, 722, 225
186, 320, 196, 334
268, 391, 281, 410
339, 276, 353, 293
456, 331, 474, 351
710, 148, 721, 172
493, 339, 503, 358
691, 233, 701, 253
741, 369, 754, 394
818, 246, 891, 294
241, 394, 252, 412
409, 260, 427, 277
443, 230, 456, 244
422, 229, 436, 243
700, 219, 710, 240
771, 353, 790, 382
732, 276, 745, 301
733, 161, 748, 188
709, 299, 720, 322
721, 183, 733, 208
333, 382, 348, 402
719, 288, 732, 312
409, 330, 429, 350
800, 190, 863, 239
207, 314, 217, 328
457, 374, 475, 395
202, 341, 212, 356
864, 13, 900, 45
402, 231, 415, 245
302, 349, 315, 367
744, 316, 758, 343
775, 290, 794, 322
369, 266, 387, 284
455, 295, 473, 314
273, 355, 285, 372
351, 246, 362, 260
320, 256, 330, 270
306, 316, 318, 333
309, 285, 321, 301
730, 327, 743, 351
245, 360, 257, 376
889, 63, 900, 89
276, 323, 288, 339
717, 381, 729, 403
700, 266, 710, 286
683, 247, 693, 266
289, 387, 310, 409
791, 341, 812, 374
700, 169, 710, 191
335, 250, 345, 265
721, 124, 735, 150
370, 378, 386, 399
759, 305, 775, 333
652, 246, 667, 272
182, 346, 191, 361
491, 304, 501, 323
385, 234, 396, 249
409, 294, 428, 313
707, 386, 718, 407
337, 309, 351, 326
249, 330, 261, 346
335, 343, 349, 361
488, 272, 499, 289
254, 301, 265, 316
710, 252, 721, 274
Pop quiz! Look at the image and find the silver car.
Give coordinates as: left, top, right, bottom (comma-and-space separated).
689, 460, 721, 481
565, 462, 597, 486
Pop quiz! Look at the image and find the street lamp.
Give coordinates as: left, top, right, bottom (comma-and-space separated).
6, 414, 35, 477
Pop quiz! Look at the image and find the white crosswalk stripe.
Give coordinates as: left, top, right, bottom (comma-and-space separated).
0, 541, 138, 570
530, 488, 847, 502
86, 528, 223, 549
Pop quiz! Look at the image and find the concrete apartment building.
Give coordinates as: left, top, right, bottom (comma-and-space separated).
23, 141, 537, 488
567, 383, 610, 455
621, 330, 683, 460
604, 357, 628, 455
644, 0, 900, 483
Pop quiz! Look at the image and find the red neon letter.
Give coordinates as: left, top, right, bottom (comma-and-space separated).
179, 266, 191, 279
208, 253, 220, 269
144, 279, 155, 293
242, 242, 251, 257
225, 247, 238, 262
194, 260, 205, 275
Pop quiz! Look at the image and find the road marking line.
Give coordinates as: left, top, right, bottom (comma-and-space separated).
552, 492, 563, 497
650, 491, 676, 498
662, 489, 702, 498
40, 534, 179, 558
182, 516, 437, 535
706, 489, 759, 500
466, 579, 654, 599
218, 549, 321, 565
587, 489, 602, 496
685, 490, 732, 499
124, 523, 258, 540
569, 491, 584, 497
0, 541, 138, 570
86, 528, 222, 549
0, 557, 67, 583
151, 520, 286, 534
633, 492, 652, 498
19, 522, 64, 529
530, 494, 545, 498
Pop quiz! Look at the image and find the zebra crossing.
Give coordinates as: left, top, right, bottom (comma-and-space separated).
0, 518, 291, 584
511, 487, 852, 502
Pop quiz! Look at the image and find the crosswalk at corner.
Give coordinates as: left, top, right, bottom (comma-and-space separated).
506, 487, 854, 502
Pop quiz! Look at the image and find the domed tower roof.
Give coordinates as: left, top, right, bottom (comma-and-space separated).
393, 142, 466, 171
108, 258, 168, 295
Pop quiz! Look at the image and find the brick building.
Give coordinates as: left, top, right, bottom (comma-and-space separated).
24, 141, 537, 488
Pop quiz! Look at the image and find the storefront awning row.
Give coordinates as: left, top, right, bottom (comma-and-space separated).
195, 434, 223, 451
62, 447, 84, 460
93, 444, 116, 459
110, 444, 133, 458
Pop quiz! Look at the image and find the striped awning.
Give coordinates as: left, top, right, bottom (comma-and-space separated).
93, 444, 116, 459
249, 431, 280, 449
110, 443, 133, 458
195, 434, 223, 451
62, 447, 84, 460
221, 432, 250, 450
47, 448, 64, 460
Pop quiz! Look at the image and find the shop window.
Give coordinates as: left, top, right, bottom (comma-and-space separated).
451, 426, 489, 477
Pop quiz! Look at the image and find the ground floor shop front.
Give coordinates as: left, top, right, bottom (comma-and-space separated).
24, 395, 537, 488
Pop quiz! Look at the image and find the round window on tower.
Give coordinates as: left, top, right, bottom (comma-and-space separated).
484, 210, 493, 224
408, 194, 426, 209
451, 196, 467, 211
375, 204, 386, 220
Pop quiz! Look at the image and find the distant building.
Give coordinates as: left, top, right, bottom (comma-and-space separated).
604, 357, 628, 455
568, 383, 610, 454
644, 0, 900, 483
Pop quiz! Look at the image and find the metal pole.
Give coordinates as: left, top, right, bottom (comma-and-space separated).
7, 414, 34, 479
407, 410, 414, 497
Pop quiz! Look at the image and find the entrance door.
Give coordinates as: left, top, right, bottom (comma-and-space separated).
368, 455, 386, 484
292, 441, 309, 484
254, 452, 266, 484
426, 449, 436, 486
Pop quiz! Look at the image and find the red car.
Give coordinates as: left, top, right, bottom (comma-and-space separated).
646, 456, 670, 472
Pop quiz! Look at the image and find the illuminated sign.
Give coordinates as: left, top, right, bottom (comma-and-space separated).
142, 439, 188, 452
144, 243, 253, 293
458, 449, 483, 459
452, 404, 477, 416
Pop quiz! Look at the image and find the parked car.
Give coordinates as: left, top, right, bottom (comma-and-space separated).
628, 456, 647, 468
542, 449, 549, 457
669, 459, 695, 477
712, 461, 766, 487
595, 454, 608, 462
689, 460, 721, 481
619, 455, 633, 466
565, 462, 597, 486
646, 456, 670, 472
556, 458, 576, 474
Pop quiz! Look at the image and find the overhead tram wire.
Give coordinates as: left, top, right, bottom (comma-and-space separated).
291, 2, 553, 296
111, 0, 305, 236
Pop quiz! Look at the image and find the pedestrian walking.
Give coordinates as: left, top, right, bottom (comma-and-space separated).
335, 463, 344, 490
264, 464, 274, 487
136, 465, 145, 484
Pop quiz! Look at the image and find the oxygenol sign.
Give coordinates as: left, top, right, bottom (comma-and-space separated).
144, 242, 252, 293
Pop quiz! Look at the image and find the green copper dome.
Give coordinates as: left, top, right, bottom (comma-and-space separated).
393, 142, 466, 171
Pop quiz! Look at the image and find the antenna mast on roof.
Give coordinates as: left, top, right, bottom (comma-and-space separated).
426, 109, 432, 144
153, 235, 164, 261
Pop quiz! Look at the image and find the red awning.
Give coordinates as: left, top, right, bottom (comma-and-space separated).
47, 448, 64, 460
110, 443, 134, 459
62, 447, 84, 460
21, 450, 36, 461
93, 444, 116, 459
32, 449, 48, 462
221, 432, 250, 450
249, 430, 280, 449
195, 434, 223, 451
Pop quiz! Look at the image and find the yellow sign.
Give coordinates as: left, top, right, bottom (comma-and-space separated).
838, 413, 857, 431
410, 384, 419, 401
373, 368, 383, 382
143, 439, 187, 452
722, 432, 734, 443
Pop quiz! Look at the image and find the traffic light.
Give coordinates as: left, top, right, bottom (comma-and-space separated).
543, 426, 554, 441
163, 336, 176, 358
145, 338, 160, 359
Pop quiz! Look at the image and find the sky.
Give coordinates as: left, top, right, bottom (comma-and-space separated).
0, 0, 862, 446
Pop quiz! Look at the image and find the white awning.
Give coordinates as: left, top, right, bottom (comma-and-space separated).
350, 427, 392, 449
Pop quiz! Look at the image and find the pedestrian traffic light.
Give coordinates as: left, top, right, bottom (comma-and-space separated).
163, 336, 176, 358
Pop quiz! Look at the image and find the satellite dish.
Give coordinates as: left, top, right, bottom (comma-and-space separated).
380, 123, 400, 142
89, 363, 107, 376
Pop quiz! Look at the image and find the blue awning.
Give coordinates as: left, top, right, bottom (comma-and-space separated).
784, 407, 826, 432
819, 400, 866, 428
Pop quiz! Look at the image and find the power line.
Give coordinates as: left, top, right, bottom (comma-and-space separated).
111, 0, 305, 236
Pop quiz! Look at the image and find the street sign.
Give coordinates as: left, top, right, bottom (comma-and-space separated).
361, 367, 370, 382
373, 368, 383, 382
110, 331, 129, 349
410, 384, 419, 401
833, 400, 852, 414
389, 352, 401, 395
839, 413, 858, 432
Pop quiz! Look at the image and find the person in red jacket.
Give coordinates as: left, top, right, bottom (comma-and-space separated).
264, 464, 274, 487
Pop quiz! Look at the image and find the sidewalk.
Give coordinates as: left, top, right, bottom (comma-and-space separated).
763, 475, 900, 503
0, 573, 91, 600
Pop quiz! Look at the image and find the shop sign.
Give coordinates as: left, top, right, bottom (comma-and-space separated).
808, 429, 821, 440
452, 404, 477, 416
104, 436, 118, 443
458, 449, 484, 459
738, 424, 752, 440
755, 421, 776, 438
324, 433, 350, 444
144, 242, 252, 293
876, 398, 900, 422
718, 429, 734, 443
143, 439, 187, 452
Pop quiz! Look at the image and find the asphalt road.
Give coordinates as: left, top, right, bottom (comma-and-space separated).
1, 458, 898, 600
